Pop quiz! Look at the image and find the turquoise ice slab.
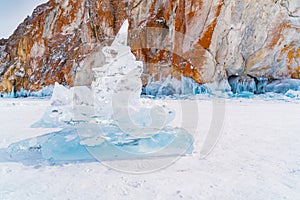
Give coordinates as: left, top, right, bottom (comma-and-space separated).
6, 127, 95, 163
85, 127, 194, 161
7, 125, 193, 164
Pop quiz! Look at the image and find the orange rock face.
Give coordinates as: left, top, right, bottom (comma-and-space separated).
0, 0, 299, 92
0, 0, 127, 92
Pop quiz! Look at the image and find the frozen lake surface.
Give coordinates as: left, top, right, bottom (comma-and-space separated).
0, 98, 299, 199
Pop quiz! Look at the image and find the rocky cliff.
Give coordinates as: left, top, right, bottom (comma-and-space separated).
0, 0, 299, 93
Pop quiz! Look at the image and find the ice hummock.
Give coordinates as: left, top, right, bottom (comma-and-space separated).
7, 20, 194, 164
31, 82, 94, 128
91, 20, 177, 136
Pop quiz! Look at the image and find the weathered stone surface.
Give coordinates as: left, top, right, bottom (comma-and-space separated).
0, 0, 299, 92
0, 0, 127, 92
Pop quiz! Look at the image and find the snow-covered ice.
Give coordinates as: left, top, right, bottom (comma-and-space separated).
0, 98, 300, 199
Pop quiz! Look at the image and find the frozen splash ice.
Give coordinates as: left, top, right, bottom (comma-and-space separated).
227, 76, 300, 100
0, 85, 54, 98
142, 76, 211, 97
